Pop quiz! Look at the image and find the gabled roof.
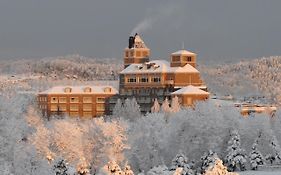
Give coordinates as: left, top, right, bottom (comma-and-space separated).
172, 50, 196, 55
39, 86, 118, 95
171, 85, 210, 95
120, 60, 199, 74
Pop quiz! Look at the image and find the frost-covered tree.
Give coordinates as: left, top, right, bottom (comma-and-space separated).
170, 151, 194, 175
151, 98, 160, 113
123, 98, 141, 121
161, 98, 171, 113
224, 130, 247, 172
147, 165, 171, 175
204, 158, 238, 175
170, 96, 180, 113
266, 136, 281, 165
53, 159, 69, 175
113, 99, 124, 118
249, 134, 265, 170
199, 150, 219, 174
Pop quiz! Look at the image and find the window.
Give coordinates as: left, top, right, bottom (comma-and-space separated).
58, 104, 67, 112
83, 97, 92, 103
130, 51, 134, 57
136, 51, 141, 57
172, 56, 180, 62
96, 104, 105, 111
83, 104, 92, 111
69, 112, 79, 117
104, 87, 112, 93
51, 97, 58, 103
70, 97, 79, 103
83, 112, 92, 117
64, 87, 72, 93
50, 104, 58, 111
59, 97, 67, 103
70, 104, 79, 111
125, 51, 129, 57
84, 87, 92, 93
127, 77, 137, 83
152, 77, 161, 83
96, 97, 105, 103
140, 77, 149, 83
143, 51, 149, 57
183, 56, 192, 62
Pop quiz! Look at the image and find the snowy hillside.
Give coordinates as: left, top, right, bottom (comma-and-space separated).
200, 56, 281, 105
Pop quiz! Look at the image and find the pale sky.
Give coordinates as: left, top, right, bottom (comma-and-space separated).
0, 0, 281, 64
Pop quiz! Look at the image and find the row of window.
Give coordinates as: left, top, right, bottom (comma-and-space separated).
127, 77, 161, 83
38, 97, 47, 102
125, 50, 149, 58
50, 97, 105, 103
172, 56, 192, 62
50, 104, 105, 112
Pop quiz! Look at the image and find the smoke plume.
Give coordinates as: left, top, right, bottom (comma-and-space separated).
131, 3, 182, 35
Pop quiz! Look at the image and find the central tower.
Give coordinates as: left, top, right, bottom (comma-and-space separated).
123, 33, 150, 68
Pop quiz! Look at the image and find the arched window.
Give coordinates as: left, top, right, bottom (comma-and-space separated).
84, 87, 92, 93
64, 87, 72, 93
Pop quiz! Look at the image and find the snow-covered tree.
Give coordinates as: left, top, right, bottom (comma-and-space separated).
249, 134, 265, 170
170, 151, 194, 175
224, 130, 247, 172
204, 158, 238, 175
123, 98, 141, 121
151, 98, 160, 113
147, 165, 171, 175
113, 99, 124, 118
123, 164, 134, 175
53, 159, 69, 175
170, 96, 180, 113
200, 150, 219, 174
161, 98, 171, 113
267, 136, 281, 165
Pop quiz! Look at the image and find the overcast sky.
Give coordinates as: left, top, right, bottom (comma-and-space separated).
0, 0, 281, 64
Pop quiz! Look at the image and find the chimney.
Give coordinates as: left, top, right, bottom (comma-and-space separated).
128, 36, 135, 49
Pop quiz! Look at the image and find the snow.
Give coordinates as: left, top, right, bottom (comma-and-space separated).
38, 85, 118, 95
239, 170, 281, 175
171, 85, 210, 95
171, 50, 196, 55
120, 60, 199, 74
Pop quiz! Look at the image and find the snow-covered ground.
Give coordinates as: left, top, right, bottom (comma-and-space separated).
240, 170, 281, 175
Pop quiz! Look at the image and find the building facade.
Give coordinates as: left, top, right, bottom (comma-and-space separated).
38, 86, 117, 118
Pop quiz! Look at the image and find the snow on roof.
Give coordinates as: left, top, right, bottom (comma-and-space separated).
120, 60, 199, 74
171, 85, 210, 95
38, 85, 118, 95
172, 50, 196, 55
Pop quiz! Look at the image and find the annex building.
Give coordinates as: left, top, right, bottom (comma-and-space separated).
38, 34, 209, 117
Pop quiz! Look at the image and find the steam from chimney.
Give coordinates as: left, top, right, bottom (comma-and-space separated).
130, 3, 181, 35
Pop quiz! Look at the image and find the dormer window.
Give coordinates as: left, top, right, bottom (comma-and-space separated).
84, 87, 92, 93
104, 87, 112, 93
64, 87, 72, 93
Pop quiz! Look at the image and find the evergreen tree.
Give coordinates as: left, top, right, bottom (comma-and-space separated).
204, 158, 238, 175
53, 159, 69, 175
170, 151, 194, 175
268, 136, 281, 164
249, 135, 265, 170
151, 98, 160, 113
113, 99, 124, 118
224, 130, 247, 172
161, 98, 171, 113
200, 150, 219, 174
171, 96, 181, 113
123, 98, 141, 121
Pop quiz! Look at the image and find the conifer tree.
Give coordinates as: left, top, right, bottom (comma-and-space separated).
161, 98, 171, 113
249, 134, 265, 170
267, 136, 281, 165
200, 150, 219, 174
171, 96, 181, 113
170, 151, 194, 175
53, 159, 69, 175
151, 98, 160, 113
113, 99, 124, 118
224, 130, 247, 172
